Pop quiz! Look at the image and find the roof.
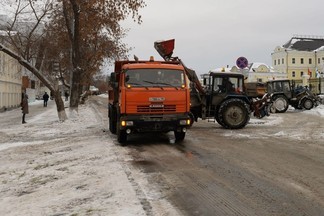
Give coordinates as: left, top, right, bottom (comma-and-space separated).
283, 35, 324, 51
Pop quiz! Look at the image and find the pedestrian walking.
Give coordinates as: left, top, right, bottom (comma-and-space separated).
64, 91, 69, 101
43, 92, 49, 107
21, 93, 29, 124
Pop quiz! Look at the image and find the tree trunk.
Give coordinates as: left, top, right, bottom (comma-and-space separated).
53, 90, 68, 122
66, 0, 82, 114
69, 68, 81, 113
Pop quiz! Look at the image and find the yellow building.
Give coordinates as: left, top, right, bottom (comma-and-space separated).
0, 33, 22, 111
272, 35, 324, 80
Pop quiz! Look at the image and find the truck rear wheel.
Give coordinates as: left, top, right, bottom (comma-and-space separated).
174, 131, 185, 142
272, 95, 288, 113
218, 98, 250, 129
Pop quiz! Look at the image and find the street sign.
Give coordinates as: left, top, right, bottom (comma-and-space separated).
236, 56, 248, 69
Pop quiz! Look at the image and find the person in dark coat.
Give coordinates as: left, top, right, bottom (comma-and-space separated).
64, 91, 69, 101
21, 93, 29, 124
43, 92, 49, 107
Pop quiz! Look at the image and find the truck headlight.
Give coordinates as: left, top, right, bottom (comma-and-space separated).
180, 119, 190, 125
121, 121, 134, 126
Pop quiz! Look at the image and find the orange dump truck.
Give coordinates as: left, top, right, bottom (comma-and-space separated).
108, 57, 191, 144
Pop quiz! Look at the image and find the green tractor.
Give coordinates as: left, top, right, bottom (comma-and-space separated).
267, 79, 320, 113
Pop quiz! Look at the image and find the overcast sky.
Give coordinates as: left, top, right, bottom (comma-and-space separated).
117, 0, 324, 74
1, 0, 323, 75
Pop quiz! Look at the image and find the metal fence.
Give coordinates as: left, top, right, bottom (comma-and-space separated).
293, 78, 323, 95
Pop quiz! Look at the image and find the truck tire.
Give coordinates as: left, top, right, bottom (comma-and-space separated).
188, 112, 195, 127
218, 98, 250, 129
174, 131, 185, 142
117, 121, 127, 145
302, 98, 314, 110
272, 95, 288, 113
108, 105, 117, 134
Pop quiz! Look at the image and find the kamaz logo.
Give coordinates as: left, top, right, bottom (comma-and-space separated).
149, 97, 165, 102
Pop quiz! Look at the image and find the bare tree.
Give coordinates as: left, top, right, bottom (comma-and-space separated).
0, 0, 146, 119
0, 0, 68, 121
58, 0, 146, 113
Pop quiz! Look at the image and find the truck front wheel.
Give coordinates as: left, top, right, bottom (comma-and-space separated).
117, 121, 127, 145
218, 98, 250, 129
174, 131, 185, 142
108, 105, 117, 134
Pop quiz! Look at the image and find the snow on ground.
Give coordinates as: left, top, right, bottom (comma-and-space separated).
0, 97, 153, 216
0, 96, 323, 215
224, 104, 324, 140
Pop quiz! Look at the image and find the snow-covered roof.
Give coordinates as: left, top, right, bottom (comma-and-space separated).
283, 35, 324, 51
210, 67, 232, 72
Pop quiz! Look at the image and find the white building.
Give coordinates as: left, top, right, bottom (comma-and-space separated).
210, 62, 287, 83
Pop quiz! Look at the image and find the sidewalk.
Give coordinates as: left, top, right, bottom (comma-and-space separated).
0, 98, 157, 215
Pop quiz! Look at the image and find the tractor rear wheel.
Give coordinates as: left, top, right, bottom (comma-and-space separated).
218, 98, 250, 129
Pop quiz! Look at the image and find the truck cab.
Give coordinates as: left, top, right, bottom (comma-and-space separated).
108, 59, 191, 144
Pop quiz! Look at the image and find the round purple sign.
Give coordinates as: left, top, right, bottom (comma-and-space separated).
236, 57, 248, 69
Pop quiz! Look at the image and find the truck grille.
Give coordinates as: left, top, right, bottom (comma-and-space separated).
137, 105, 176, 113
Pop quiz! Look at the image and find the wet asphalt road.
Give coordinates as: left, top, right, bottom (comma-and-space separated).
95, 96, 324, 216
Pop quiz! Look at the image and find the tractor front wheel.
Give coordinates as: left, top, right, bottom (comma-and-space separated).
272, 95, 289, 113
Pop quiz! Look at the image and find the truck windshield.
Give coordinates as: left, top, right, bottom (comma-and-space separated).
125, 69, 185, 88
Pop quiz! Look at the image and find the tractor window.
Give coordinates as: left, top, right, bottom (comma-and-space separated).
282, 82, 291, 92
274, 82, 282, 92
213, 76, 243, 93
125, 69, 185, 88
213, 77, 223, 92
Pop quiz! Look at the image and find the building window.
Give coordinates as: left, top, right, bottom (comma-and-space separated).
301, 58, 304, 64
278, 59, 280, 65
282, 58, 284, 64
318, 58, 320, 64
292, 71, 296, 77
292, 58, 295, 64
274, 60, 276, 65
309, 58, 312, 64
300, 71, 304, 77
